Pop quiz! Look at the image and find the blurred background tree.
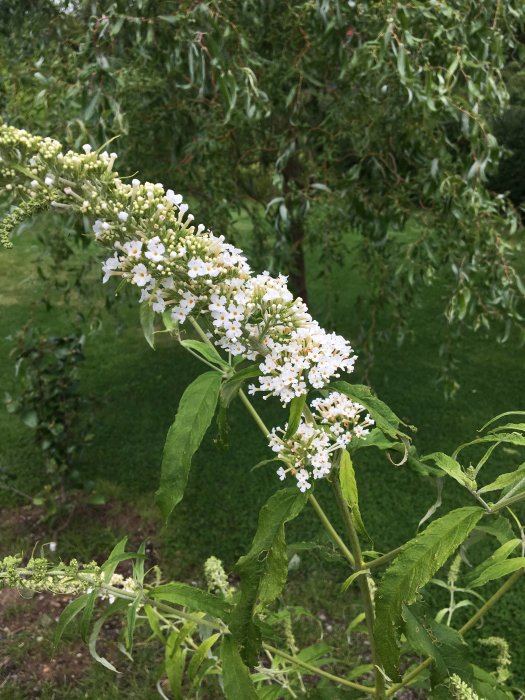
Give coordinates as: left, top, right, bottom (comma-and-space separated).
1, 0, 524, 369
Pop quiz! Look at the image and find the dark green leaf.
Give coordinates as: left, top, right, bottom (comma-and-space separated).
221, 364, 260, 406
232, 488, 307, 665
374, 506, 484, 679
156, 371, 222, 520
54, 593, 89, 647
329, 381, 408, 439
221, 636, 260, 700
403, 606, 469, 685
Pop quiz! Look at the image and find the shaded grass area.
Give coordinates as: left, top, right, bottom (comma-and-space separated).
1, 225, 524, 696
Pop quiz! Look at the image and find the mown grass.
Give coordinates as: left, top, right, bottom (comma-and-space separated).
0, 221, 524, 696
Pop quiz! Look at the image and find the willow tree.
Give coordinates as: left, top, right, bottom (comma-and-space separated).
1, 0, 524, 361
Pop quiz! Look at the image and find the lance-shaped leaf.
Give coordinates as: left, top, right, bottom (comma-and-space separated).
284, 393, 306, 439
232, 488, 307, 665
339, 449, 370, 542
150, 582, 232, 620
374, 506, 484, 680
221, 364, 260, 406
422, 452, 473, 488
329, 380, 409, 439
140, 302, 155, 350
180, 339, 229, 369
221, 636, 260, 700
478, 463, 525, 495
156, 371, 222, 520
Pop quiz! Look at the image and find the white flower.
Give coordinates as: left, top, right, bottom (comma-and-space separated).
123, 240, 143, 258
145, 236, 165, 262
131, 263, 152, 287
118, 211, 129, 222
165, 189, 183, 206
102, 255, 121, 283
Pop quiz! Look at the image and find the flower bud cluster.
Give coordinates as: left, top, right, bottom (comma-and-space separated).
0, 554, 102, 595
204, 556, 235, 600
268, 392, 374, 491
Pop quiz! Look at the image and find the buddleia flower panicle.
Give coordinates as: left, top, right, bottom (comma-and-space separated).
0, 123, 367, 490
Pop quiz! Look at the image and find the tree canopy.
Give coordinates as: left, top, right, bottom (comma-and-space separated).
1, 0, 524, 370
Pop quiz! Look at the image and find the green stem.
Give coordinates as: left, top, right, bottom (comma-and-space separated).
385, 567, 525, 697
189, 315, 214, 344
239, 389, 271, 436
491, 491, 525, 513
308, 494, 355, 567
360, 545, 405, 571
332, 476, 385, 699
263, 643, 375, 695
458, 568, 524, 634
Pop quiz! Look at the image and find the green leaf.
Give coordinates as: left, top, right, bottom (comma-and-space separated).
466, 557, 525, 588
329, 381, 408, 439
188, 632, 221, 683
221, 636, 260, 700
140, 303, 155, 350
101, 536, 128, 583
144, 604, 165, 643
339, 449, 370, 541
79, 590, 97, 642
151, 582, 231, 620
471, 664, 515, 700
156, 371, 222, 520
422, 452, 472, 487
180, 339, 228, 369
478, 463, 525, 494
22, 410, 38, 428
341, 569, 368, 592
221, 364, 260, 406
166, 631, 186, 699
54, 593, 89, 647
374, 506, 484, 679
88, 600, 128, 673
465, 538, 521, 588
403, 606, 470, 686
475, 516, 515, 544
283, 394, 306, 439
232, 488, 307, 665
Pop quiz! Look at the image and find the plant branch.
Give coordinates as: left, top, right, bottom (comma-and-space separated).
360, 545, 405, 571
332, 475, 385, 698
263, 643, 375, 694
307, 493, 355, 567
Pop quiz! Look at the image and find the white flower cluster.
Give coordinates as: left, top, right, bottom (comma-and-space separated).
0, 124, 367, 489
0, 124, 358, 405
250, 324, 356, 405
269, 392, 374, 491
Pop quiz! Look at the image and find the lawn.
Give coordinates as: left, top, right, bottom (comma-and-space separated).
0, 219, 524, 697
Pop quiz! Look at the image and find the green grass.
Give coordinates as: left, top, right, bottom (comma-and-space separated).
1, 222, 524, 696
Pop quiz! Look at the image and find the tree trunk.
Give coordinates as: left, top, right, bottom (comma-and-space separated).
289, 217, 308, 303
